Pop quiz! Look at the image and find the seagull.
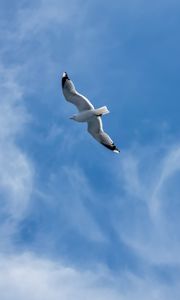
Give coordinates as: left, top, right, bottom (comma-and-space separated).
61, 72, 120, 153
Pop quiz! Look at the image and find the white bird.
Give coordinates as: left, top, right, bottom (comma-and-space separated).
61, 72, 120, 153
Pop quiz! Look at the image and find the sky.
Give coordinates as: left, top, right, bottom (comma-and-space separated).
0, 0, 180, 299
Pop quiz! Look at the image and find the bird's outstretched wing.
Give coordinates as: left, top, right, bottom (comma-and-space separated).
62, 72, 94, 112
87, 116, 120, 153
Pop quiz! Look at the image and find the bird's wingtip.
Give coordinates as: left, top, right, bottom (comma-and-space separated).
113, 149, 120, 154
62, 71, 68, 78
101, 142, 120, 153
62, 72, 70, 87
112, 143, 120, 153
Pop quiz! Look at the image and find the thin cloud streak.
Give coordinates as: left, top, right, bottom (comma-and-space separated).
0, 64, 34, 249
115, 144, 180, 265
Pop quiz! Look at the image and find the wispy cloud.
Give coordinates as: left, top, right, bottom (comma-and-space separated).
0, 64, 34, 248
0, 0, 102, 251
115, 143, 180, 264
34, 164, 106, 244
0, 252, 179, 300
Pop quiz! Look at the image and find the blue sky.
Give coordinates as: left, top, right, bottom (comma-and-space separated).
0, 0, 180, 299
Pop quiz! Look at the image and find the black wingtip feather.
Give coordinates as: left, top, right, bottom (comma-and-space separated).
101, 142, 120, 153
62, 72, 70, 88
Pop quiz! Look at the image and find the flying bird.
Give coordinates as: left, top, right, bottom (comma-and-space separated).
61, 72, 120, 153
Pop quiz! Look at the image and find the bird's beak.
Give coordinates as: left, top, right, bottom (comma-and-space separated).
69, 116, 74, 120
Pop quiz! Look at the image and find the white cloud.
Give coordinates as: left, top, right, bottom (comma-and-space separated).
0, 253, 179, 300
16, 0, 81, 39
0, 65, 34, 246
115, 144, 180, 264
45, 165, 106, 243
150, 146, 180, 217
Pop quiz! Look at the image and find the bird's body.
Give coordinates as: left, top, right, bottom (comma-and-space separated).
70, 106, 110, 122
61, 72, 120, 153
70, 110, 95, 122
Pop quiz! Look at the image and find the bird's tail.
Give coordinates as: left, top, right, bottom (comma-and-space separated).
94, 106, 110, 116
